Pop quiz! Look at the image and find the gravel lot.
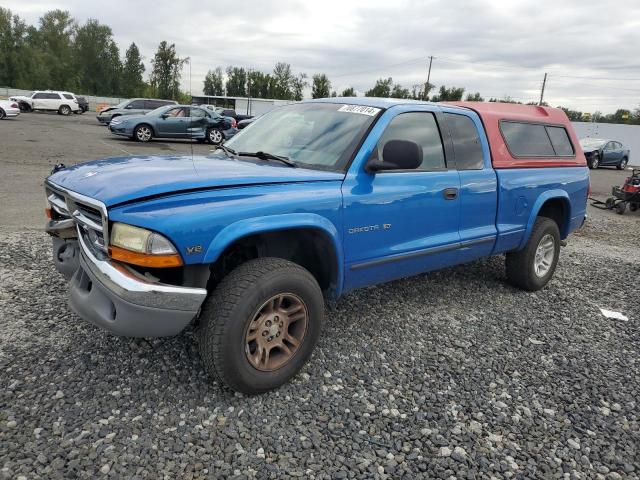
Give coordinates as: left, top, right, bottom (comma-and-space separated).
1, 113, 639, 479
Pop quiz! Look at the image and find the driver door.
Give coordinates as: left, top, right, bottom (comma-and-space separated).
156, 107, 189, 137
602, 142, 618, 165
342, 109, 461, 291
31, 92, 47, 109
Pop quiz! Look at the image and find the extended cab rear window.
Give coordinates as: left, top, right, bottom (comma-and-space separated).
500, 121, 574, 158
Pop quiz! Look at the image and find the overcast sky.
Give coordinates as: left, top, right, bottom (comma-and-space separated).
4, 0, 640, 113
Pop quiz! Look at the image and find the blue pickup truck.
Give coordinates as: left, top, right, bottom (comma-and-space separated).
45, 98, 589, 394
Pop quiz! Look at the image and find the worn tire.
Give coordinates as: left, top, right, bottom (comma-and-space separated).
505, 217, 560, 291
134, 124, 153, 142
197, 257, 324, 394
207, 128, 224, 145
617, 157, 628, 170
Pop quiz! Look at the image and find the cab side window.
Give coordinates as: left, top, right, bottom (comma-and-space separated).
33, 93, 47, 99
128, 100, 145, 109
376, 112, 446, 170
445, 113, 484, 170
191, 108, 207, 118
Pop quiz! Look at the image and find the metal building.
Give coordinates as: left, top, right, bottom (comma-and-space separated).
190, 95, 293, 116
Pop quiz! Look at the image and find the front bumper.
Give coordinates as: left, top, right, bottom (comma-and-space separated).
109, 123, 131, 136
4, 107, 20, 117
67, 233, 207, 337
96, 115, 111, 124
50, 228, 207, 337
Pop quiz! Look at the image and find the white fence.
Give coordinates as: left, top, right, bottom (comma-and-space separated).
0, 87, 126, 112
572, 122, 639, 166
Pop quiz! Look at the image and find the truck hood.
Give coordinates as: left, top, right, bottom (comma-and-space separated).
47, 154, 344, 207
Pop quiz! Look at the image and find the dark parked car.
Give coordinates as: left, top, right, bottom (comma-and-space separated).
109, 104, 237, 144
237, 117, 256, 129
580, 138, 630, 170
97, 98, 177, 124
200, 105, 253, 122
76, 96, 89, 113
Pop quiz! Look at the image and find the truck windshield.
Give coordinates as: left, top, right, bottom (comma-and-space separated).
225, 103, 380, 171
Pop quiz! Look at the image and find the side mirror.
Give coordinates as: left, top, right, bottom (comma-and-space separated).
160, 113, 169, 119
366, 140, 422, 172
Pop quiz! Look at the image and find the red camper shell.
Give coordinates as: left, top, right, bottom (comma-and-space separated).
446, 102, 587, 169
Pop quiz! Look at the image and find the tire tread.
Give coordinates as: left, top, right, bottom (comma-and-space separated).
506, 217, 560, 291
198, 257, 321, 394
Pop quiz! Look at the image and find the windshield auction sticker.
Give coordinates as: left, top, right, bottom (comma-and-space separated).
338, 105, 381, 116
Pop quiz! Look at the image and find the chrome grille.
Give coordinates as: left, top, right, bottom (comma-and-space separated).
46, 182, 109, 255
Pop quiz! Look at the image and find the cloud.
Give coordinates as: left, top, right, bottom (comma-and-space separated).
3, 0, 640, 112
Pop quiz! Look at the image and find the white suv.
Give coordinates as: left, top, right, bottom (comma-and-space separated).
10, 90, 80, 115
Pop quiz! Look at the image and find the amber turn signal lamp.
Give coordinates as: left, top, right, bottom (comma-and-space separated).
45, 207, 52, 219
109, 245, 183, 268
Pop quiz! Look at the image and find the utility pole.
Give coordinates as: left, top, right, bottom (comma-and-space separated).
247, 68, 252, 116
184, 57, 192, 102
539, 72, 547, 106
425, 56, 434, 100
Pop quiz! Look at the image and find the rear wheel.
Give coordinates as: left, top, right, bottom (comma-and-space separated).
134, 124, 153, 142
197, 257, 324, 394
59, 105, 72, 116
207, 128, 224, 145
617, 157, 628, 170
506, 217, 560, 291
616, 202, 627, 215
629, 203, 638, 212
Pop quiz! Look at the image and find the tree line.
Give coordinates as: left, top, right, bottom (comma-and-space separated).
0, 8, 187, 101
2, 7, 639, 124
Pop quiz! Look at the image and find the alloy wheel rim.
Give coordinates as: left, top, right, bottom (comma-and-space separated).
593, 157, 599, 168
137, 127, 151, 141
244, 293, 308, 372
534, 234, 555, 277
210, 130, 222, 143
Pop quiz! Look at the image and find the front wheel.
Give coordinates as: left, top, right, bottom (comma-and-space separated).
506, 217, 560, 291
198, 257, 324, 394
588, 154, 599, 169
134, 124, 153, 142
0, 109, 5, 120
207, 128, 224, 145
617, 158, 628, 170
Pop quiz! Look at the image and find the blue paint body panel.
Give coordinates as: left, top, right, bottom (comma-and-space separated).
48, 154, 344, 207
47, 99, 589, 300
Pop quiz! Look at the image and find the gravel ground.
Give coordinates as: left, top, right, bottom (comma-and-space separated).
1, 207, 638, 479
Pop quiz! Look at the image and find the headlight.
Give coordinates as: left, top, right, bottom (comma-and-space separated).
110, 118, 122, 125
109, 223, 182, 267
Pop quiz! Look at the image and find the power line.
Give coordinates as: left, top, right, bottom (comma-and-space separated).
551, 74, 640, 82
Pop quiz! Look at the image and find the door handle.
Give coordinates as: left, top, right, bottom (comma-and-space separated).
443, 188, 458, 200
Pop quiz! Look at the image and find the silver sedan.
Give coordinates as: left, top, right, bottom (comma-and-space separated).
0, 99, 20, 119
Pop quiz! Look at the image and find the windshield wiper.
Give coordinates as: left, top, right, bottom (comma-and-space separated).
238, 151, 296, 168
216, 144, 237, 158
